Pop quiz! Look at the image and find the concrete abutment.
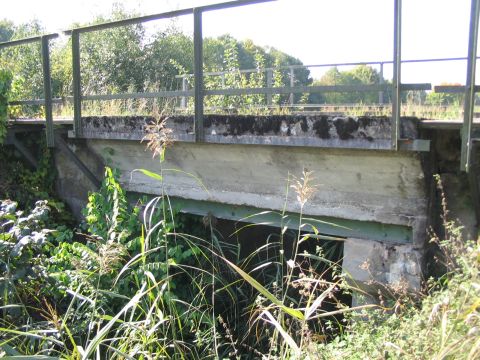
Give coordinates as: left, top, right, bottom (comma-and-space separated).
45, 114, 441, 303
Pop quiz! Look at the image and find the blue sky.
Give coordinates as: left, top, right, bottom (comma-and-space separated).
1, 0, 474, 84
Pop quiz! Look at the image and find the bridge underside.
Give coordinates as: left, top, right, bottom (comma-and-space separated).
29, 114, 432, 293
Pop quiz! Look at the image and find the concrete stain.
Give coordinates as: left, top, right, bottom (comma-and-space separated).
81, 114, 420, 143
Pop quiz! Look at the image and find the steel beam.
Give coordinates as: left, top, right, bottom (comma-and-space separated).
193, 8, 205, 142
141, 196, 414, 245
83, 90, 193, 101
0, 33, 58, 49
71, 30, 82, 137
8, 98, 63, 106
462, 0, 480, 172
60, 0, 275, 35
6, 133, 38, 169
392, 0, 402, 151
41, 36, 54, 147
435, 85, 480, 93
54, 133, 100, 189
379, 62, 385, 104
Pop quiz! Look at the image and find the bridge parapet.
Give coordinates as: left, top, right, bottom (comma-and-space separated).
76, 114, 429, 151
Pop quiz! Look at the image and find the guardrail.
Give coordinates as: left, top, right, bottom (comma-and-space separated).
0, 0, 479, 171
176, 57, 472, 109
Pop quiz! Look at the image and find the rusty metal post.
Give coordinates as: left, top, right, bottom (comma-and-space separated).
289, 66, 295, 105
266, 69, 273, 106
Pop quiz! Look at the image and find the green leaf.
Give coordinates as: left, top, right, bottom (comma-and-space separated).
135, 169, 163, 181
222, 257, 304, 320
262, 309, 300, 356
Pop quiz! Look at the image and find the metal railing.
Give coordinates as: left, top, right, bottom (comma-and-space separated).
434, 0, 480, 172
176, 57, 477, 109
0, 0, 479, 170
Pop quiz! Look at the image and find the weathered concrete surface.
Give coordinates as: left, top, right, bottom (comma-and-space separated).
343, 238, 422, 292
427, 127, 479, 241
54, 138, 103, 218
82, 139, 427, 247
55, 114, 430, 294
80, 115, 420, 150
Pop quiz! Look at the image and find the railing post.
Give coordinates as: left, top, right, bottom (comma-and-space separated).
289, 66, 295, 105
181, 76, 188, 109
72, 30, 82, 137
379, 62, 384, 104
391, 0, 402, 150
193, 8, 205, 142
41, 36, 54, 147
266, 69, 273, 106
462, 0, 480, 172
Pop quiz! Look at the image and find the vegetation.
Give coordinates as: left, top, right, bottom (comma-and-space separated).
0, 69, 12, 143
0, 129, 479, 358
314, 207, 480, 359
312, 65, 384, 105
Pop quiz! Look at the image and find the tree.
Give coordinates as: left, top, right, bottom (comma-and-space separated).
313, 65, 383, 104
0, 20, 44, 109
144, 29, 193, 91
0, 20, 14, 43
76, 6, 145, 94
1, 7, 313, 112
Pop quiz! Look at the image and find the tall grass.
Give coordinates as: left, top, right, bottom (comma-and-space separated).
9, 96, 469, 120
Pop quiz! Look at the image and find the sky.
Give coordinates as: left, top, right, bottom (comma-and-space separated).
0, 0, 475, 85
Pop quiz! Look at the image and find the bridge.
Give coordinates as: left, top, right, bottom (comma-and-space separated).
2, 0, 480, 303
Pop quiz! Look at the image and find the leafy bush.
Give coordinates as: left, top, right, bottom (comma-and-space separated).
0, 165, 220, 358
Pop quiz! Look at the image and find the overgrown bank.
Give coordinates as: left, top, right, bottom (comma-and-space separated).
317, 224, 480, 359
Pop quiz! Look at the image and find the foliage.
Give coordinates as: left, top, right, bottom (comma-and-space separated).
78, 7, 145, 95
84, 167, 140, 244
0, 200, 57, 303
1, 7, 311, 117
174, 36, 292, 113
0, 164, 220, 358
426, 83, 463, 106
0, 134, 60, 210
0, 20, 44, 117
0, 69, 12, 143
314, 239, 480, 359
313, 65, 385, 104
215, 170, 351, 359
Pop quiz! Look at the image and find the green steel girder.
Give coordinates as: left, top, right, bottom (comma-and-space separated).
127, 193, 413, 245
